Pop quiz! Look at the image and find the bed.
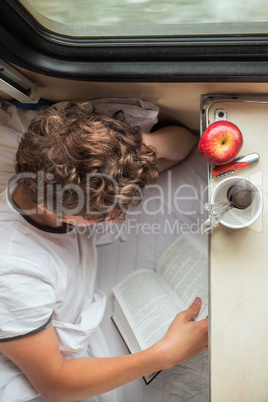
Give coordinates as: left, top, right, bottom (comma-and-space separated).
0, 100, 209, 402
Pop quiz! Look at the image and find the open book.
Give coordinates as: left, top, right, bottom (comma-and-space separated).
112, 233, 208, 384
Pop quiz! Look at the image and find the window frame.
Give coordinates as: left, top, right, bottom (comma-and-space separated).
1, 0, 268, 82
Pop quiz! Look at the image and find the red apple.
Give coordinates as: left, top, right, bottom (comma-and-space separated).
198, 121, 243, 165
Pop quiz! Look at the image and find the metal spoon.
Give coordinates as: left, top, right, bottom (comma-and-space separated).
202, 185, 254, 232
227, 185, 254, 209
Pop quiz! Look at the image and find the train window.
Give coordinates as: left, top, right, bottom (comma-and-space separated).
2, 0, 268, 81
18, 0, 268, 37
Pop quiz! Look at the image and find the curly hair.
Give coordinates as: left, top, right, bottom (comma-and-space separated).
15, 101, 158, 222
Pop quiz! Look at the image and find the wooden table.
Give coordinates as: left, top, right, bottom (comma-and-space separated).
203, 97, 268, 402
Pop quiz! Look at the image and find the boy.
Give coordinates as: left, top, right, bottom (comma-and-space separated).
0, 101, 207, 401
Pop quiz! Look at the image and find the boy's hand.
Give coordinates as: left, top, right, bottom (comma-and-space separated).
157, 297, 208, 369
0, 298, 208, 400
142, 126, 197, 172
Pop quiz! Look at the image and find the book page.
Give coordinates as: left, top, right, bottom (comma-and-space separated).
112, 270, 183, 350
156, 233, 208, 320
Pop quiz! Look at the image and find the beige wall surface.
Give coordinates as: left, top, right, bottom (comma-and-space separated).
12, 65, 268, 133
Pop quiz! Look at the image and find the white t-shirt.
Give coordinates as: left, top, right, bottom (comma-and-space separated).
0, 178, 109, 402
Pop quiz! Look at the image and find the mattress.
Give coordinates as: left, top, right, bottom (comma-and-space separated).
96, 146, 209, 402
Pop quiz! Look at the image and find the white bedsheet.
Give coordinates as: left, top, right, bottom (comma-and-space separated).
96, 146, 209, 402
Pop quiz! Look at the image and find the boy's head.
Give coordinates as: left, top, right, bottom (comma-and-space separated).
15, 101, 158, 222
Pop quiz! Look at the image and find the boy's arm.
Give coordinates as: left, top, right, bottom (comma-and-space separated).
0, 298, 207, 402
142, 126, 197, 172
